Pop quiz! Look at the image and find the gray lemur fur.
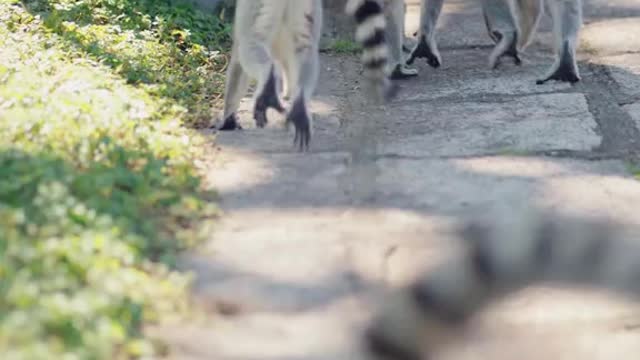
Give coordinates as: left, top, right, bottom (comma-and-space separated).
216, 0, 395, 151
384, 0, 420, 79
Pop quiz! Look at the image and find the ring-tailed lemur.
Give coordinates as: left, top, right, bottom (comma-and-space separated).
217, 0, 395, 151
403, 0, 582, 84
362, 209, 640, 360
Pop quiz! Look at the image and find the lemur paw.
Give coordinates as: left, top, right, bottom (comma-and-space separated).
407, 35, 441, 68
488, 31, 521, 70
287, 95, 311, 152
254, 66, 286, 128
536, 41, 580, 85
218, 113, 242, 131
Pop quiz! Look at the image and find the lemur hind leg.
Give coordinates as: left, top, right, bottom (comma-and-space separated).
537, 0, 582, 84
233, 0, 286, 129
401, 2, 412, 53
483, 0, 522, 69
386, 0, 418, 79
283, 0, 322, 151
218, 46, 251, 130
284, 49, 319, 151
253, 65, 286, 128
488, 29, 522, 69
407, 0, 443, 68
402, 2, 412, 53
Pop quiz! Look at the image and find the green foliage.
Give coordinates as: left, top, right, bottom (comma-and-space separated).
18, 0, 233, 127
627, 161, 640, 180
328, 39, 362, 54
0, 0, 222, 358
0, 150, 217, 359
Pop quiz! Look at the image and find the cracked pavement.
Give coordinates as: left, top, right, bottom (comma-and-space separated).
150, 0, 640, 359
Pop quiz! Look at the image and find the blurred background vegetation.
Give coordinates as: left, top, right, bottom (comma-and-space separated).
0, 0, 234, 358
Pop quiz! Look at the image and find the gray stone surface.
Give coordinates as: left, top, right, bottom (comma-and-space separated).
626, 102, 640, 128
601, 53, 640, 101
151, 1, 640, 359
376, 93, 600, 156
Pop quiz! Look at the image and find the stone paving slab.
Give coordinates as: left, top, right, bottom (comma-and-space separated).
375, 93, 600, 156
204, 147, 639, 216
179, 153, 640, 317
626, 102, 640, 129
598, 53, 640, 101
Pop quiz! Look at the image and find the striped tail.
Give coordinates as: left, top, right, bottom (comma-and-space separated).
362, 209, 640, 360
346, 0, 397, 102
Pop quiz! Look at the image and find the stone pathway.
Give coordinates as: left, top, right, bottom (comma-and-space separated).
152, 1, 640, 359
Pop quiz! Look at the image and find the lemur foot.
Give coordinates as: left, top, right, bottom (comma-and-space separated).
218, 113, 242, 131
407, 35, 441, 68
536, 41, 580, 85
254, 66, 286, 128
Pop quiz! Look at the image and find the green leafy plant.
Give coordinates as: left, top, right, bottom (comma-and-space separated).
0, 149, 218, 359
20, 0, 233, 127
0, 0, 224, 358
328, 39, 362, 54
